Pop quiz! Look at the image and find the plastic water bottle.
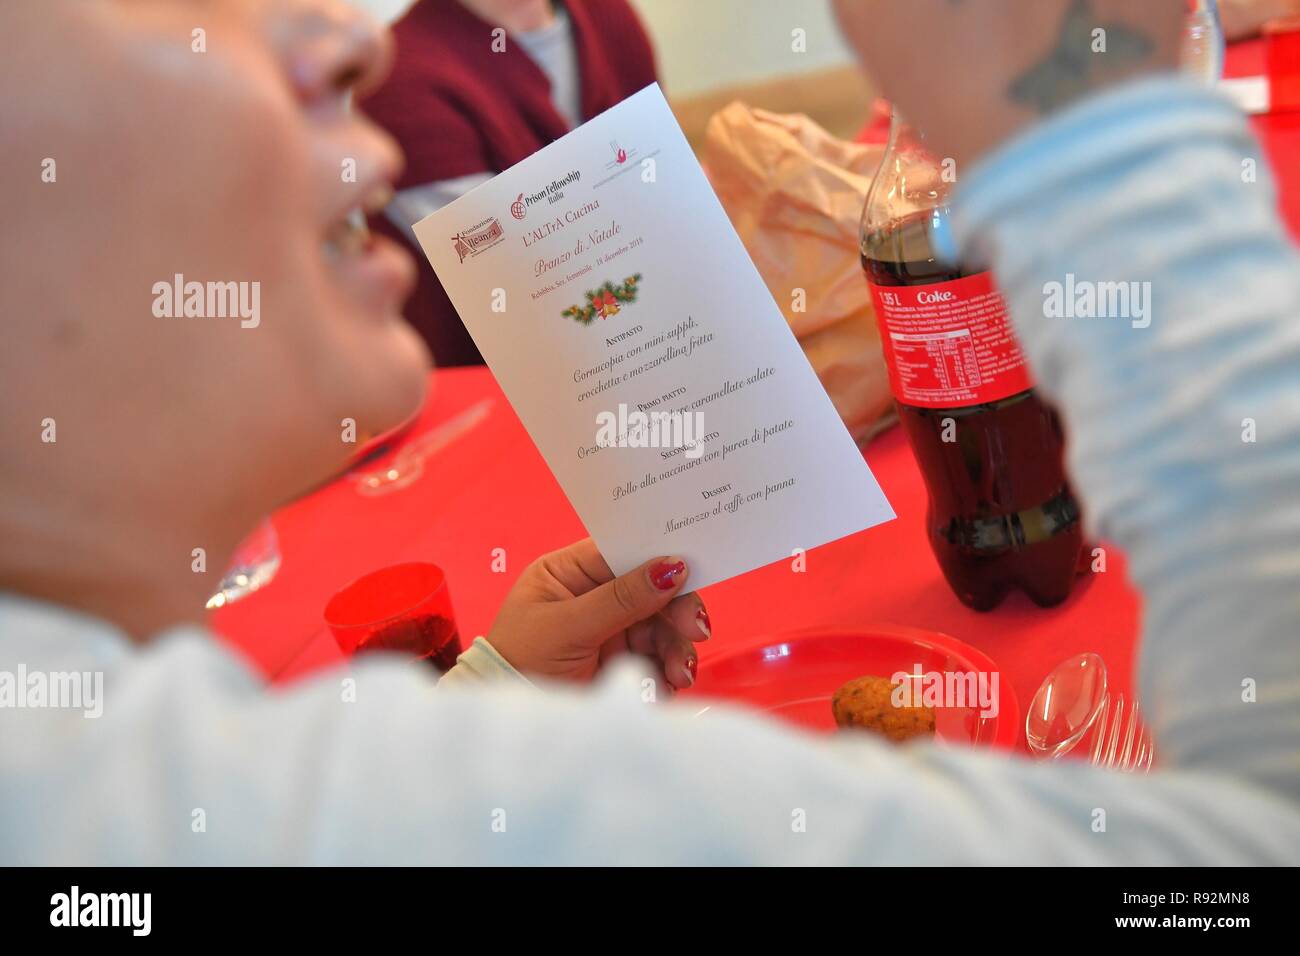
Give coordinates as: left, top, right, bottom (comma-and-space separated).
1183, 0, 1225, 85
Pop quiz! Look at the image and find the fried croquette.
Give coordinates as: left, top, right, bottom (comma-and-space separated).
831, 674, 936, 742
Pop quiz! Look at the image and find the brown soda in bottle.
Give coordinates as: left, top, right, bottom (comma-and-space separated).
860, 112, 1083, 611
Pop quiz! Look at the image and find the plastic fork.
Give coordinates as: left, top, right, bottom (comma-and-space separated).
1087, 692, 1155, 772
1026, 653, 1155, 773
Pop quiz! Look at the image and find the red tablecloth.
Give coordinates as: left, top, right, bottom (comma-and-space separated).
213, 368, 1140, 741
212, 40, 1300, 751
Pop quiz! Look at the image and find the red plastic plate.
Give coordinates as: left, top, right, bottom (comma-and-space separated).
686, 625, 1021, 749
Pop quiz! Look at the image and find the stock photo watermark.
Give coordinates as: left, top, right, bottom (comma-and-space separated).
50, 887, 150, 936
890, 663, 1000, 719
152, 274, 261, 329
0, 665, 103, 719
1043, 273, 1152, 328
593, 403, 706, 459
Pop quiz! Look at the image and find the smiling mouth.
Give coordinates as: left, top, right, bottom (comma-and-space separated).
318, 177, 417, 315
322, 182, 394, 259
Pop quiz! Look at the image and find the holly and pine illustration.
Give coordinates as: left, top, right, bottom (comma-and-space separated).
561, 274, 642, 325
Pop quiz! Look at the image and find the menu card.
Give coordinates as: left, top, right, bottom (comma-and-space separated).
413, 85, 893, 590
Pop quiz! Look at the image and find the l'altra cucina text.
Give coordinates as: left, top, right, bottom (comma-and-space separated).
521, 198, 603, 249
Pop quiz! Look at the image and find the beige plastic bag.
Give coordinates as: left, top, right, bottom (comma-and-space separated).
702, 103, 894, 444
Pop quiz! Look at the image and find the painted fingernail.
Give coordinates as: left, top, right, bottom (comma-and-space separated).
682, 656, 698, 686
695, 607, 711, 639
649, 559, 686, 591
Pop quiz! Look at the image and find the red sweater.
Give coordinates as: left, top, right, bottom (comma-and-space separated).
363, 0, 659, 366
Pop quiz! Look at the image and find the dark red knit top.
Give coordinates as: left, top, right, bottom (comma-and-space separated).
363, 0, 659, 366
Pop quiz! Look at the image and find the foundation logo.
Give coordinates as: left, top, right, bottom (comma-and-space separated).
510, 193, 527, 221
451, 217, 505, 263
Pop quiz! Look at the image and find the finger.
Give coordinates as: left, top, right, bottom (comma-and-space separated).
597, 632, 629, 666
599, 620, 653, 663
639, 655, 675, 701
657, 593, 711, 643
626, 619, 657, 657
597, 633, 674, 700
542, 538, 616, 596
651, 661, 676, 701
567, 556, 688, 644
654, 626, 699, 691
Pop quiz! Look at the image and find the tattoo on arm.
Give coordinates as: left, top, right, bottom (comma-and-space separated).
1008, 0, 1155, 115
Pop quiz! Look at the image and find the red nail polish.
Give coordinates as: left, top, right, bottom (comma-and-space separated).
649, 559, 685, 590
685, 656, 698, 682
695, 607, 711, 638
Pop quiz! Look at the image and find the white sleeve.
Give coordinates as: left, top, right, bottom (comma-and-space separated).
438, 636, 536, 687
951, 77, 1300, 805
58, 635, 1296, 864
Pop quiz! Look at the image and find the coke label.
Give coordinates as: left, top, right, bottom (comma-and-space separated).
868, 271, 1033, 408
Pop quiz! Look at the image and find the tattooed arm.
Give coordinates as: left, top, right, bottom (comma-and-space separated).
833, 0, 1185, 166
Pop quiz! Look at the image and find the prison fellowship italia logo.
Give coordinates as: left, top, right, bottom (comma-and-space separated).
451, 217, 505, 263
513, 170, 582, 220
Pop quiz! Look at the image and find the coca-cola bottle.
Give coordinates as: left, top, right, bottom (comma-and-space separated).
860, 110, 1084, 610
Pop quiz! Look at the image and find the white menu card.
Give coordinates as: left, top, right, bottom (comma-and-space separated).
413, 84, 893, 590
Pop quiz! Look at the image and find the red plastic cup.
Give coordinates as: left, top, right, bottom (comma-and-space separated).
1266, 18, 1300, 113
324, 562, 462, 673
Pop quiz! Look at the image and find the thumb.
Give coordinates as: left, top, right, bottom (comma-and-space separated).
567, 556, 688, 642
